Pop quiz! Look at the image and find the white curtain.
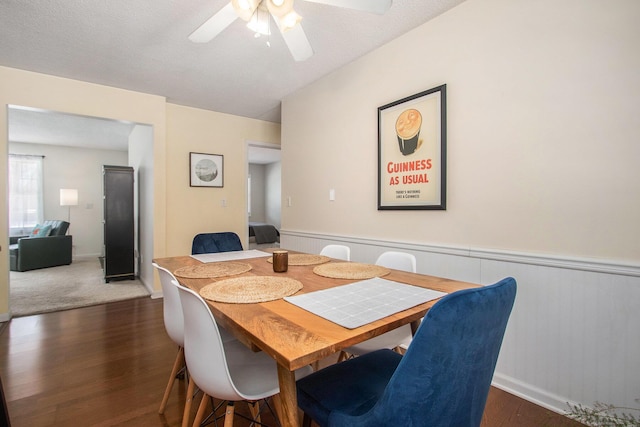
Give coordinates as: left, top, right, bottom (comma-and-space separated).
8, 154, 44, 236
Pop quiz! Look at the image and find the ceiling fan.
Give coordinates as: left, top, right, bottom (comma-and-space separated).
189, 0, 392, 62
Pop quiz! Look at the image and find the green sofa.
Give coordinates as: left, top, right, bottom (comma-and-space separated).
9, 220, 72, 272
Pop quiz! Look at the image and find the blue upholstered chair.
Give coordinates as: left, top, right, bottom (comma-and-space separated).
297, 277, 517, 427
191, 232, 243, 255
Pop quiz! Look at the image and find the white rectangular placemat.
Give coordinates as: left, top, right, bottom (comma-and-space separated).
284, 277, 447, 329
190, 250, 271, 263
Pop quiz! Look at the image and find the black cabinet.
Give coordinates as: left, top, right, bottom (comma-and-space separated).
103, 165, 135, 282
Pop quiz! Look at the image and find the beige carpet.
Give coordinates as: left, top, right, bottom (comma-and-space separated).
9, 258, 150, 317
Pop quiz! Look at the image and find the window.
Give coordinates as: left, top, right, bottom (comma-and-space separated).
8, 154, 44, 236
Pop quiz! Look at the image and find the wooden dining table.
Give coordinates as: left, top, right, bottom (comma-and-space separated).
153, 249, 479, 427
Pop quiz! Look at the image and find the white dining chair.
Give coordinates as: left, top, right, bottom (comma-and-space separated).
337, 251, 418, 362
153, 263, 188, 416
173, 279, 313, 427
153, 263, 236, 426
375, 251, 416, 275
319, 244, 351, 261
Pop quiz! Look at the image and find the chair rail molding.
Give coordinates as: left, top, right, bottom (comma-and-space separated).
280, 229, 640, 277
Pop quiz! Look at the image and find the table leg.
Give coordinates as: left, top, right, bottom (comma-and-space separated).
276, 364, 300, 427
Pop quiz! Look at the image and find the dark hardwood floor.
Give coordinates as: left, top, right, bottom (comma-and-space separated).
0, 297, 584, 427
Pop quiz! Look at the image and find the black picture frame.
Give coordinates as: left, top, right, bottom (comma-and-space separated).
378, 84, 446, 210
190, 152, 224, 188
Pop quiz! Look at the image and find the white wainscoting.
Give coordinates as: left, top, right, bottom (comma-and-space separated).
281, 229, 640, 415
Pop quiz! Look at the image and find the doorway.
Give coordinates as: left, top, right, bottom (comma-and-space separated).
247, 141, 281, 249
7, 105, 154, 316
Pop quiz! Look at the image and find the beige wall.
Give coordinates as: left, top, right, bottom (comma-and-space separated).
281, 0, 640, 263
128, 124, 155, 290
265, 162, 282, 229
249, 163, 267, 222
164, 104, 280, 256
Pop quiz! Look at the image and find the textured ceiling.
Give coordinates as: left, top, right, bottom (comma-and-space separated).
8, 106, 138, 151
0, 0, 466, 124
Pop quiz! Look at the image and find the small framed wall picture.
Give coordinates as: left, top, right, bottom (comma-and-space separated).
378, 84, 446, 210
190, 152, 224, 188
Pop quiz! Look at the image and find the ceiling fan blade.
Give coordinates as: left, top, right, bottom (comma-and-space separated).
189, 2, 239, 43
278, 23, 314, 62
302, 0, 391, 14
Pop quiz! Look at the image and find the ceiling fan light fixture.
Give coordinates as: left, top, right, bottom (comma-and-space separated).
231, 0, 260, 21
192, 0, 394, 61
246, 3, 271, 36
277, 10, 302, 32
266, 0, 294, 18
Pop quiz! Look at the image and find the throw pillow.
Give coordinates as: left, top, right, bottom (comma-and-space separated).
38, 224, 52, 236
30, 224, 43, 237
31, 224, 52, 237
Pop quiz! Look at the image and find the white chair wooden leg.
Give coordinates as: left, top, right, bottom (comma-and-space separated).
182, 377, 196, 427
159, 346, 184, 414
192, 393, 210, 427
394, 345, 406, 355
223, 402, 235, 427
337, 350, 351, 362
248, 401, 260, 424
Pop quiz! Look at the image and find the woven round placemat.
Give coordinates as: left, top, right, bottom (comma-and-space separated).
200, 276, 303, 303
173, 262, 252, 279
312, 262, 391, 280
266, 253, 331, 266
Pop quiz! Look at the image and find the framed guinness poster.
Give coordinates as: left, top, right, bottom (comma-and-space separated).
378, 84, 446, 210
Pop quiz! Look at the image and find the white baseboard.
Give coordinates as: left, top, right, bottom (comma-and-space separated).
492, 373, 576, 415
72, 254, 103, 262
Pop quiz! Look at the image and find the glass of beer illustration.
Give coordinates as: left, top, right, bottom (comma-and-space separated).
395, 109, 422, 155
